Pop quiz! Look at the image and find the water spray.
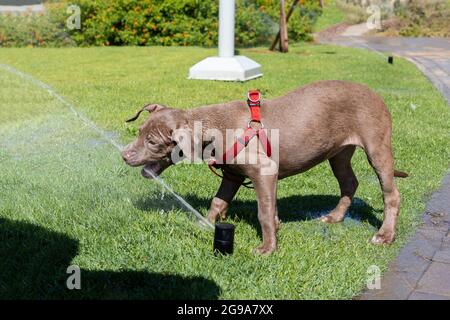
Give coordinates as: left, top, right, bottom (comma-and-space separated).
0, 63, 214, 233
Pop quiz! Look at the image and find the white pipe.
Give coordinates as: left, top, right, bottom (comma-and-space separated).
218, 0, 235, 58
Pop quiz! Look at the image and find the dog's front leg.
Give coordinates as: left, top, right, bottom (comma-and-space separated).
252, 173, 278, 255
207, 176, 244, 223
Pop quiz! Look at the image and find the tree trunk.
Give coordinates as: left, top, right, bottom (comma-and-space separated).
319, 0, 324, 8
270, 0, 299, 51
279, 0, 288, 53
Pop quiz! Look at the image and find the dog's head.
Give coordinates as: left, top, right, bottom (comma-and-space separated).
121, 104, 199, 179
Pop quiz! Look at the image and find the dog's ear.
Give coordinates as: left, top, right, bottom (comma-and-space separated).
171, 124, 202, 164
125, 104, 166, 122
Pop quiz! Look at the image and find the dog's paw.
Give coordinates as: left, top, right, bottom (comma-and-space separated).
275, 216, 281, 230
207, 210, 225, 223
207, 212, 218, 223
319, 213, 344, 224
207, 198, 228, 223
253, 244, 277, 255
371, 231, 395, 245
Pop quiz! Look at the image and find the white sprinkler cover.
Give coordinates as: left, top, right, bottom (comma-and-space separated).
189, 56, 262, 81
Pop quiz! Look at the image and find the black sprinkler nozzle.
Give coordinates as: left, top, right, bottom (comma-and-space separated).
214, 222, 235, 255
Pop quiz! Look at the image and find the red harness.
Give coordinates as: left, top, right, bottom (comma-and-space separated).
208, 90, 272, 187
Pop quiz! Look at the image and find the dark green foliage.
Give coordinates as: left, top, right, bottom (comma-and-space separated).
0, 11, 74, 47
0, 0, 323, 47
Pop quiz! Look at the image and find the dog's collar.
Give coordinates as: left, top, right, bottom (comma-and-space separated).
247, 90, 262, 123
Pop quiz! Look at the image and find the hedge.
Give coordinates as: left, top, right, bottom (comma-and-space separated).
0, 0, 323, 47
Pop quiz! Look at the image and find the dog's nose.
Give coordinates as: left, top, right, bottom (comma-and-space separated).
121, 149, 136, 162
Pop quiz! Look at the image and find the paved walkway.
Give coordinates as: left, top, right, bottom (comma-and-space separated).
322, 35, 450, 102
318, 30, 450, 300
362, 176, 450, 300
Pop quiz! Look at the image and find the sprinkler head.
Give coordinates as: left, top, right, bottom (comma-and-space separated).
388, 56, 394, 64
214, 222, 235, 255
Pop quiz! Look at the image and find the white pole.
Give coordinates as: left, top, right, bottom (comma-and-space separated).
188, 0, 262, 81
218, 0, 235, 58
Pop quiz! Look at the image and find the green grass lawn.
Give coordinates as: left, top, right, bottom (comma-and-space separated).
313, 0, 345, 32
0, 44, 449, 299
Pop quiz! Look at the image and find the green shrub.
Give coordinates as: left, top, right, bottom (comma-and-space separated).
0, 11, 74, 47
60, 0, 323, 46
255, 0, 323, 42
1, 0, 323, 47
334, 0, 450, 37
394, 0, 450, 37
55, 0, 220, 46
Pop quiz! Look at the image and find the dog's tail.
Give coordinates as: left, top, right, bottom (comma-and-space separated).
394, 170, 409, 178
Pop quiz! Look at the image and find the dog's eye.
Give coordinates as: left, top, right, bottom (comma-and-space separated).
147, 137, 156, 145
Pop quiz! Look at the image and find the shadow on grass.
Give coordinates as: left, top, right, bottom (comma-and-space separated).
136, 193, 383, 238
0, 218, 220, 299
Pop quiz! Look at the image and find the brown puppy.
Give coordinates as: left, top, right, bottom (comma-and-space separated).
122, 80, 407, 254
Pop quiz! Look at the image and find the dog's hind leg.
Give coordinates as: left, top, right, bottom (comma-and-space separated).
365, 143, 400, 245
320, 145, 358, 224
207, 176, 244, 223
251, 173, 278, 255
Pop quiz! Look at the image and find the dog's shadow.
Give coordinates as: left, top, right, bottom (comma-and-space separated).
135, 193, 383, 237
0, 218, 220, 299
